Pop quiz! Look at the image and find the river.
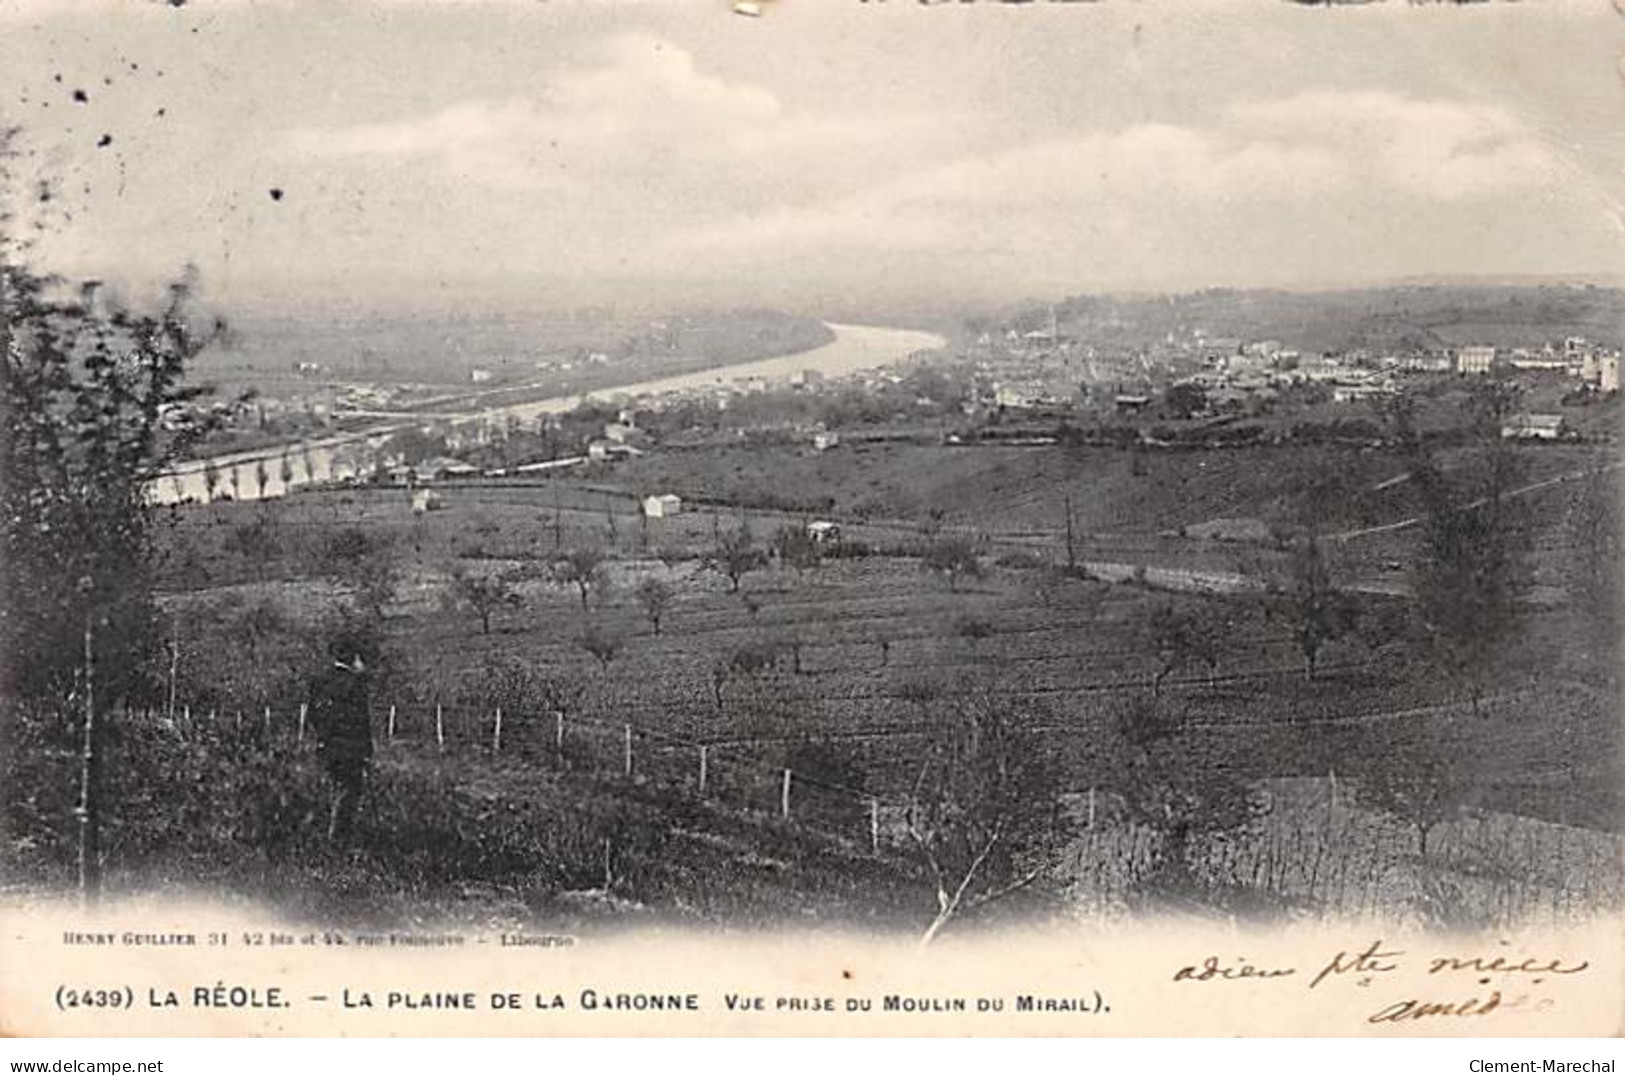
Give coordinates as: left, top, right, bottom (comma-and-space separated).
144, 322, 946, 506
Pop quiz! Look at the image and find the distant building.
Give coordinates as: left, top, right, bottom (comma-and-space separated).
1456, 346, 1496, 375
1508, 351, 1567, 371
812, 430, 842, 452
641, 493, 682, 518
1601, 355, 1620, 394
470, 368, 494, 384
587, 439, 613, 462
410, 488, 442, 514
1397, 353, 1452, 374
1332, 383, 1394, 404
414, 456, 477, 482
1114, 394, 1151, 414
806, 520, 842, 545
1500, 413, 1566, 441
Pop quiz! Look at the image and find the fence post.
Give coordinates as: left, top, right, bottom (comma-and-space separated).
263, 705, 271, 733
387, 704, 397, 742
623, 724, 632, 778
436, 704, 445, 751
493, 707, 503, 754
698, 745, 709, 793
554, 711, 564, 754
296, 703, 306, 745
781, 769, 792, 821
869, 798, 880, 855
209, 708, 216, 726
1088, 786, 1096, 830
183, 703, 190, 725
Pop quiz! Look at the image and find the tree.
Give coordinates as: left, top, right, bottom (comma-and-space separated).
1144, 602, 1221, 697
1409, 411, 1530, 714
708, 526, 767, 593
223, 513, 280, 580
921, 533, 984, 592
553, 546, 607, 612
1565, 459, 1621, 652
577, 624, 621, 675
3, 135, 220, 899
953, 614, 994, 656
632, 576, 674, 635
441, 565, 521, 635
202, 461, 224, 502
1354, 728, 1478, 860
382, 426, 446, 467
1268, 535, 1358, 680
324, 527, 397, 618
771, 522, 822, 576
904, 682, 1071, 945
1162, 382, 1208, 420
1108, 694, 1262, 892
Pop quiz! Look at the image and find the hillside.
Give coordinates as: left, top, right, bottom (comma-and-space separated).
1002, 285, 1625, 354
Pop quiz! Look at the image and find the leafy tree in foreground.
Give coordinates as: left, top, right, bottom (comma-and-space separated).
3, 129, 221, 898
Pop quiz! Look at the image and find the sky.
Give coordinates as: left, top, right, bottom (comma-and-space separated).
1, 0, 1622, 320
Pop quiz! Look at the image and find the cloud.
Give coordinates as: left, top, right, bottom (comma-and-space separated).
1226, 89, 1560, 198
276, 33, 909, 202
272, 46, 1588, 299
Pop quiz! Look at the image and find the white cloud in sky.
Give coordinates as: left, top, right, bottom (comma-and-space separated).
1227, 89, 1561, 199
270, 39, 1591, 299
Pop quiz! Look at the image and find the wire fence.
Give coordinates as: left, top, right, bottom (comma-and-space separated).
141, 695, 905, 856
118, 689, 1625, 929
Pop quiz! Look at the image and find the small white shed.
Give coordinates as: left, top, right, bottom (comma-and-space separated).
642, 494, 683, 518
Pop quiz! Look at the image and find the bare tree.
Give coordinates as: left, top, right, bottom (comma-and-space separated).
904, 682, 1071, 945
553, 546, 607, 612
1354, 726, 1478, 860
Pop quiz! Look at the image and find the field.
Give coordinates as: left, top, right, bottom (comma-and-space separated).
88, 425, 1619, 931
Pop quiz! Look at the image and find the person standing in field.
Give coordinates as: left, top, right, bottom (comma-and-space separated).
308, 640, 374, 844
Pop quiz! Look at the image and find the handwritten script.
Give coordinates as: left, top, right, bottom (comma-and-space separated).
1172, 939, 1589, 1026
